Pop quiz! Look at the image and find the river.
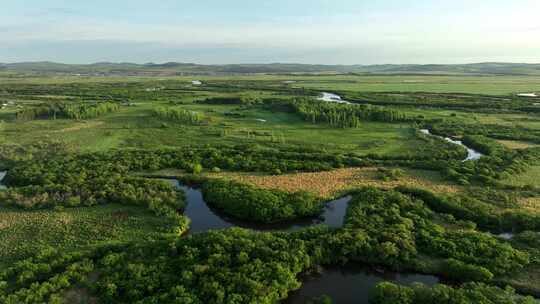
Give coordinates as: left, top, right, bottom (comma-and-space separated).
161, 179, 440, 303
420, 129, 482, 161
0, 171, 6, 190
318, 92, 351, 104
315, 92, 482, 162
164, 179, 351, 233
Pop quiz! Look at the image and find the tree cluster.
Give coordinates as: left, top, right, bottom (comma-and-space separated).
202, 179, 322, 223
152, 107, 204, 125
16, 102, 119, 121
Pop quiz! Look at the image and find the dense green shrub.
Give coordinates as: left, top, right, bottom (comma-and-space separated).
398, 187, 540, 232
202, 179, 323, 223
345, 188, 529, 275
16, 102, 119, 121
344, 188, 423, 266
152, 106, 204, 124
428, 121, 540, 144
291, 98, 410, 128
370, 282, 538, 304
0, 229, 316, 304
0, 154, 190, 235
440, 258, 493, 282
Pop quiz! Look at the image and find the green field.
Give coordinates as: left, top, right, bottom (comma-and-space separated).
0, 204, 174, 267
289, 75, 540, 95
0, 90, 432, 155
2, 74, 540, 94
2, 74, 539, 154
502, 165, 540, 187
1, 104, 420, 154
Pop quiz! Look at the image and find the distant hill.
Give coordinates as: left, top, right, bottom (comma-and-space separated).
1, 61, 539, 76
350, 63, 540, 76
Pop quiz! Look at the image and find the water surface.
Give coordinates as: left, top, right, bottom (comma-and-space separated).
0, 171, 6, 190
165, 179, 352, 233
420, 129, 482, 161
161, 179, 440, 304
284, 264, 440, 304
318, 92, 351, 104
498, 233, 514, 240
517, 93, 538, 97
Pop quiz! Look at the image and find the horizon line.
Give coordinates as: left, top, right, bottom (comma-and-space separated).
2, 61, 540, 66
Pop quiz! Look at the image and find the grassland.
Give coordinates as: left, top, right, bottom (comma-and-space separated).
2, 74, 540, 94
502, 165, 540, 187
0, 94, 428, 155
288, 75, 540, 95
206, 167, 461, 198
3, 74, 539, 155
498, 140, 539, 150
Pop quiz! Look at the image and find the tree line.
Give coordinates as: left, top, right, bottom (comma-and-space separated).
152, 107, 204, 124
290, 98, 411, 128
16, 102, 119, 121
371, 282, 537, 304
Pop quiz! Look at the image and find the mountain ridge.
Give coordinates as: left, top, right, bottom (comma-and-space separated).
1, 61, 540, 76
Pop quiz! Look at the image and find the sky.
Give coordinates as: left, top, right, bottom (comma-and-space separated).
1, 0, 540, 64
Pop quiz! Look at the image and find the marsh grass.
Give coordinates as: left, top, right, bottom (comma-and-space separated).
208, 167, 461, 198
0, 204, 175, 266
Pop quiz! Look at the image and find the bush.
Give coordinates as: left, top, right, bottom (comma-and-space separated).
371, 282, 537, 304
16, 102, 119, 121
441, 259, 493, 282
152, 107, 204, 124
191, 163, 203, 174
201, 179, 323, 223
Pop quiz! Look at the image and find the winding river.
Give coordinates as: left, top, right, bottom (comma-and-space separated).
164, 179, 351, 233
316, 92, 483, 162
162, 179, 440, 303
318, 92, 351, 104
419, 129, 482, 161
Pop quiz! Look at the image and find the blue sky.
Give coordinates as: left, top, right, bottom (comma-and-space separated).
2, 0, 539, 64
